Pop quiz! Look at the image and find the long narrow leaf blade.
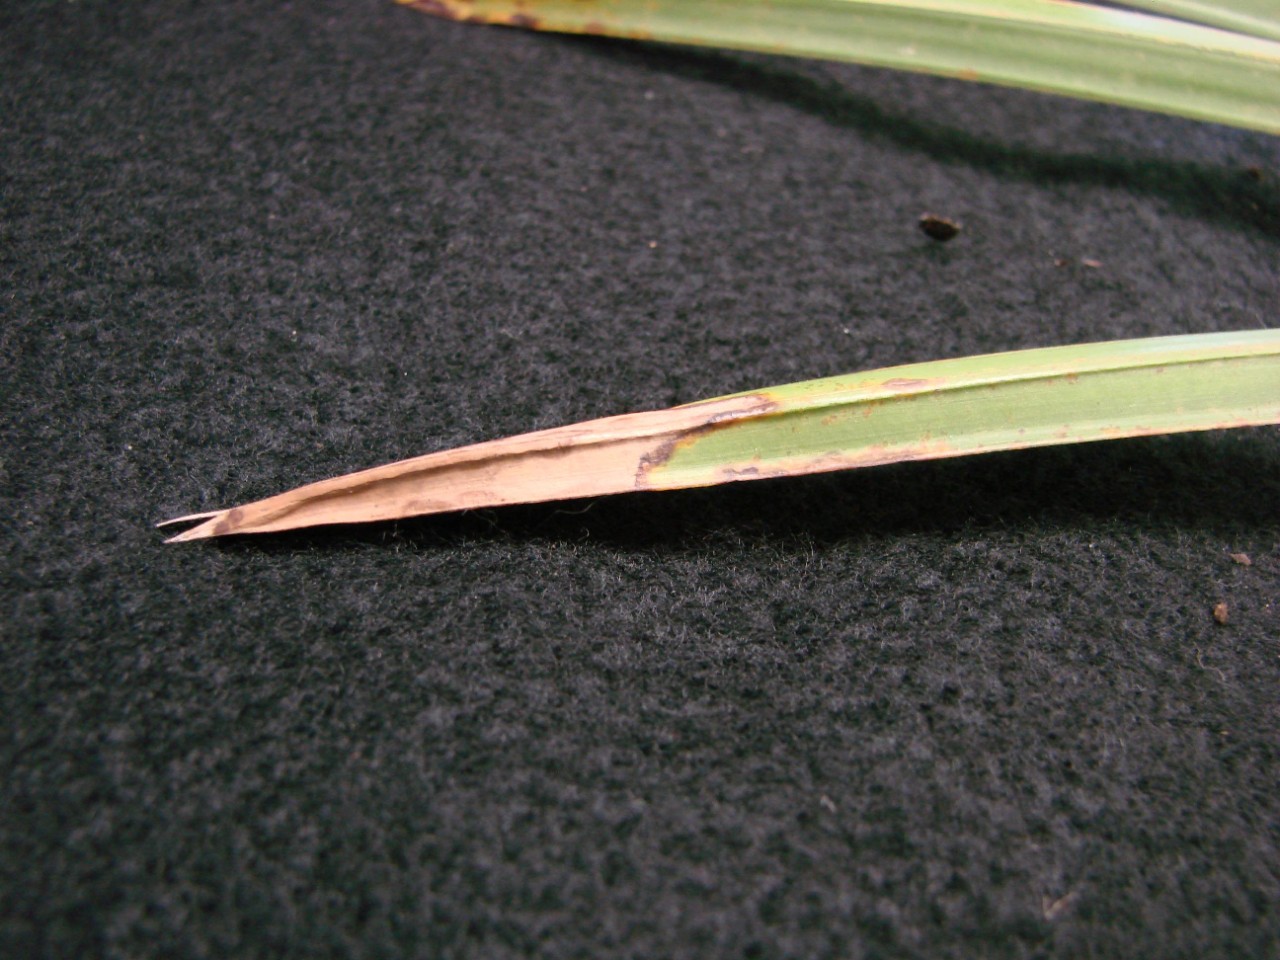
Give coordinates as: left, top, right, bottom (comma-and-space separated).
401, 0, 1280, 134
163, 330, 1280, 541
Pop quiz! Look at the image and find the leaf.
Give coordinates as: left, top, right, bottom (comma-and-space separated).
1119, 1, 1280, 44
400, 0, 1280, 134
162, 330, 1280, 541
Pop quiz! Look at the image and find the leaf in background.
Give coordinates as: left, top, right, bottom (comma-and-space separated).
400, 0, 1280, 133
162, 330, 1280, 541
1120, 0, 1280, 43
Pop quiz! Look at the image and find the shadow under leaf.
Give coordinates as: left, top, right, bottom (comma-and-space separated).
561, 35, 1280, 240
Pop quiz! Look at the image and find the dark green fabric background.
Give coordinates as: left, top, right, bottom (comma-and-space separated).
3, 1, 1279, 956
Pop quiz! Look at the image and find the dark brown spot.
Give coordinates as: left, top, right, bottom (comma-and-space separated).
1244, 165, 1264, 182
919, 214, 960, 242
635, 396, 778, 488
635, 435, 680, 486
508, 13, 538, 28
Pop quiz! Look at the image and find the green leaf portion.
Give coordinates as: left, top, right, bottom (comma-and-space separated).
647, 330, 1280, 488
402, 0, 1280, 133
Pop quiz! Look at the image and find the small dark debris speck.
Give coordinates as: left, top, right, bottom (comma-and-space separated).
919, 214, 960, 242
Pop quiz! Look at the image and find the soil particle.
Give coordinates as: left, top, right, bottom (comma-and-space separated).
918, 213, 960, 242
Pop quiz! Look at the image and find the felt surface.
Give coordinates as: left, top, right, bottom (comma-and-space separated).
3, 1, 1279, 956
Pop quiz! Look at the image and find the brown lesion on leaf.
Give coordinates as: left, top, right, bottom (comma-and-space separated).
634, 394, 778, 489
165, 393, 780, 540
733, 439, 960, 481
661, 436, 965, 495
881, 377, 934, 391
403, 0, 655, 40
